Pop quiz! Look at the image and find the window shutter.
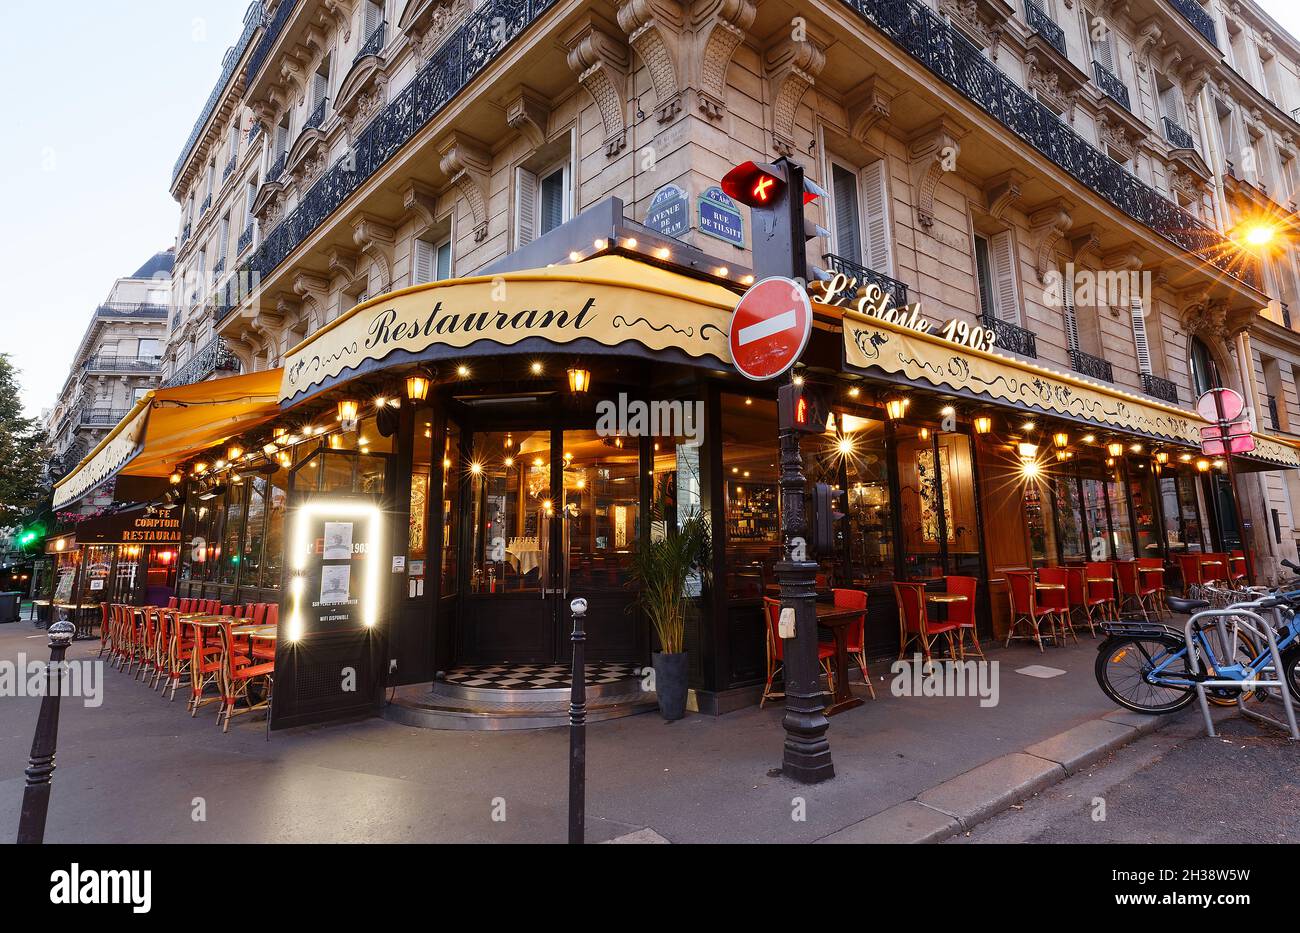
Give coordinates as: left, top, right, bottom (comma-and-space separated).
1130, 296, 1152, 375
515, 167, 538, 248
1061, 266, 1080, 354
861, 159, 893, 275
989, 231, 1020, 322
830, 163, 861, 266
413, 239, 435, 285
363, 0, 380, 38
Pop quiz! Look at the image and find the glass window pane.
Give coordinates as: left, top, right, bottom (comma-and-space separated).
721, 394, 780, 600
441, 421, 460, 597
221, 485, 244, 585
242, 476, 267, 587
564, 430, 640, 592
1081, 472, 1111, 560
1107, 465, 1135, 560
1052, 473, 1087, 562
540, 169, 565, 234
1128, 463, 1162, 558
896, 425, 946, 580
409, 409, 432, 599
263, 468, 287, 588
469, 430, 550, 593
807, 412, 893, 585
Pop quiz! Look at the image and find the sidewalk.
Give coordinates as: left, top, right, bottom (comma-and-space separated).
0, 621, 1191, 843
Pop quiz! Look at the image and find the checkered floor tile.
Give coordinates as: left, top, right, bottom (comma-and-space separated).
442, 662, 641, 690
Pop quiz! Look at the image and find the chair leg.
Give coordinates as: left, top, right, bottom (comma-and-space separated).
857, 653, 876, 699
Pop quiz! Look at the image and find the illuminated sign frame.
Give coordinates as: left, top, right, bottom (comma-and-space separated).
287, 499, 384, 641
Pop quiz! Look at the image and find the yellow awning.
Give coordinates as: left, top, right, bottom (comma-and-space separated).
280, 254, 738, 404
53, 369, 283, 509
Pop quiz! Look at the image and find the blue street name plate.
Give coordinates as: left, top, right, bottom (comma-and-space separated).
644, 184, 688, 238
698, 186, 744, 247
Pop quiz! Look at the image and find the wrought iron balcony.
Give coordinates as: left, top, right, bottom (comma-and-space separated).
223, 154, 238, 181
1070, 348, 1113, 382
979, 313, 1038, 358
248, 121, 262, 143
305, 96, 329, 130
180, 223, 191, 248
172, 2, 262, 186
213, 256, 226, 276
79, 408, 130, 427
1283, 302, 1293, 329
1024, 0, 1066, 57
356, 20, 386, 61
240, 0, 563, 291
238, 223, 254, 254
1162, 116, 1196, 150
1092, 61, 1130, 110
822, 253, 909, 311
84, 354, 162, 375
161, 337, 241, 388
95, 302, 169, 320
199, 193, 212, 216
246, 0, 297, 84
1168, 0, 1217, 47
1267, 394, 1281, 431
835, 0, 1256, 289
1140, 372, 1179, 404
267, 150, 287, 182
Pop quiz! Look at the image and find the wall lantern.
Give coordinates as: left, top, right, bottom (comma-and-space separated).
1196, 458, 1210, 472
337, 399, 360, 423
1106, 442, 1124, 458
973, 416, 992, 434
1212, 458, 1226, 469
1052, 432, 1069, 449
405, 370, 432, 402
1017, 442, 1039, 461
1155, 451, 1169, 465
885, 397, 909, 420
567, 367, 591, 394
262, 442, 279, 456
169, 471, 183, 485
227, 444, 244, 461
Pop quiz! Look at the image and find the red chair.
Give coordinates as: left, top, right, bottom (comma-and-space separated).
216, 622, 274, 733
247, 603, 267, 624
945, 575, 984, 659
1201, 553, 1229, 585
1115, 560, 1160, 620
164, 611, 197, 702
1005, 571, 1056, 652
1063, 567, 1090, 637
220, 604, 235, 617
265, 603, 279, 627
832, 588, 874, 699
1037, 567, 1076, 645
760, 597, 837, 708
1229, 550, 1249, 584
1176, 554, 1204, 595
189, 623, 226, 716
1137, 558, 1167, 614
895, 582, 959, 660
167, 597, 178, 610
97, 603, 112, 658
1081, 562, 1117, 635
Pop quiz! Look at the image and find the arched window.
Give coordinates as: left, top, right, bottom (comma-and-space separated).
1189, 337, 1221, 397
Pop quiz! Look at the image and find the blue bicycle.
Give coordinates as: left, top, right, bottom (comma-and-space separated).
1095, 586, 1300, 715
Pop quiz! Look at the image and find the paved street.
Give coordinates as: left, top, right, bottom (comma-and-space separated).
0, 618, 1188, 844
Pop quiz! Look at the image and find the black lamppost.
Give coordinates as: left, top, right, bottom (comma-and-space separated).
17, 619, 75, 844
568, 596, 588, 844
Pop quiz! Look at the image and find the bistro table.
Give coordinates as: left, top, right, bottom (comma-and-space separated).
925, 591, 968, 634
815, 604, 865, 716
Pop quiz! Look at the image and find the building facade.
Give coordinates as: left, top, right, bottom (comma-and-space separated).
44, 251, 174, 515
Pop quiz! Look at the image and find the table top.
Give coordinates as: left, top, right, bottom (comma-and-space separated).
1035, 583, 1066, 591
927, 592, 968, 603
232, 624, 277, 638
1087, 576, 1113, 582
1201, 560, 1224, 566
815, 604, 862, 622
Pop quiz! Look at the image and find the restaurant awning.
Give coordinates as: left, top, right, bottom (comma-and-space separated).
839, 306, 1300, 467
52, 369, 283, 510
280, 254, 738, 404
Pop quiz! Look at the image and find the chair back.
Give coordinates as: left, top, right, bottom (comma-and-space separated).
944, 575, 978, 626
1229, 550, 1248, 580
1202, 553, 1228, 583
1176, 554, 1203, 589
248, 603, 268, 625
1063, 567, 1086, 608
1005, 571, 1036, 616
216, 621, 240, 684
220, 604, 234, 616
833, 588, 867, 652
762, 597, 785, 662
892, 582, 926, 634
167, 597, 178, 609
1037, 566, 1069, 611
266, 603, 280, 627
1114, 560, 1140, 595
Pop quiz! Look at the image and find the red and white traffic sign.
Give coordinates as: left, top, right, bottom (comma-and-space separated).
1195, 387, 1245, 422
729, 276, 812, 381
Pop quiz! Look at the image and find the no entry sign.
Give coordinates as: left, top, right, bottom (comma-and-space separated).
729, 276, 812, 381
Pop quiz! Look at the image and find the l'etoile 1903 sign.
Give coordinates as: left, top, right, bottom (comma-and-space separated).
811, 272, 997, 353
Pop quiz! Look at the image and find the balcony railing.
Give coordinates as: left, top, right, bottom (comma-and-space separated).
1092, 60, 1130, 110
1168, 0, 1217, 47
305, 96, 328, 130
836, 0, 1256, 289
84, 354, 162, 375
161, 337, 242, 388
356, 20, 386, 61
79, 408, 130, 427
1267, 394, 1281, 431
180, 223, 191, 248
236, 0, 563, 301
267, 150, 287, 182
238, 224, 255, 254
246, 0, 298, 84
979, 313, 1038, 358
1070, 348, 1113, 382
1140, 372, 1179, 404
95, 302, 169, 320
1283, 302, 1293, 329
199, 193, 212, 216
821, 253, 909, 311
172, 2, 263, 187
223, 154, 238, 181
1024, 1, 1066, 57
1162, 116, 1196, 150
213, 256, 226, 276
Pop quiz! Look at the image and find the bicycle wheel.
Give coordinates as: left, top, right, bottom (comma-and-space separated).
1205, 627, 1261, 707
1095, 636, 1196, 714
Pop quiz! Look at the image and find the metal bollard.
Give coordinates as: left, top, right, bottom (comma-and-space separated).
568, 597, 587, 845
17, 620, 76, 844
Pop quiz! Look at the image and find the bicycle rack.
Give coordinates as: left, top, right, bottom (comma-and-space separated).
1183, 604, 1300, 740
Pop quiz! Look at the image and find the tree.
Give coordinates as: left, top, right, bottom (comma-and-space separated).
0, 355, 50, 527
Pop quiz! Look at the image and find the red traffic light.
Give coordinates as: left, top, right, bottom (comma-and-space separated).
722, 160, 822, 208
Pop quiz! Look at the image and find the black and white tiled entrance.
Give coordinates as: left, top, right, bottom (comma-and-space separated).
441, 662, 640, 690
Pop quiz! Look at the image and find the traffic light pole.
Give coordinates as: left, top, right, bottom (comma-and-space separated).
777, 399, 835, 783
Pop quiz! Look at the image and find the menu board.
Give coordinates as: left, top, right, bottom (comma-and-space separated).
289, 503, 382, 637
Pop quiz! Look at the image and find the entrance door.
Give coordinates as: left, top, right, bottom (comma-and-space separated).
459, 426, 644, 664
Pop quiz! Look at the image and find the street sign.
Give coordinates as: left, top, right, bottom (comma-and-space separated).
698, 186, 745, 247
729, 276, 812, 381
1200, 420, 1253, 442
1201, 435, 1257, 455
1195, 387, 1245, 422
643, 184, 688, 238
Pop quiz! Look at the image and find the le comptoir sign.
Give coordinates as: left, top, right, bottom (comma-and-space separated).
810, 272, 998, 353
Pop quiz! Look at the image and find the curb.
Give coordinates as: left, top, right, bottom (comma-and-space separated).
816, 706, 1188, 844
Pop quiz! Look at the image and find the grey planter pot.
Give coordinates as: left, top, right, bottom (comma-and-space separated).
652, 651, 688, 721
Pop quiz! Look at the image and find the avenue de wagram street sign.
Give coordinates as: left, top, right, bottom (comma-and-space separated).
729, 276, 813, 381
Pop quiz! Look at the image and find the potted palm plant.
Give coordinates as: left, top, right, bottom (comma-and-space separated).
629, 505, 710, 721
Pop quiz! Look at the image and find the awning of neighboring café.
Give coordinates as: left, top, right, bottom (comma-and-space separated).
834, 301, 1300, 469
278, 254, 739, 406
52, 368, 283, 510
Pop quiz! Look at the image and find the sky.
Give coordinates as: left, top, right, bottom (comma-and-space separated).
3, 1, 1300, 419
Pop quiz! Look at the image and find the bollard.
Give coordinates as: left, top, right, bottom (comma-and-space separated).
568, 597, 587, 845
17, 620, 76, 844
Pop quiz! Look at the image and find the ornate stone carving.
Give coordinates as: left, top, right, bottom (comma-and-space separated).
1097, 113, 1137, 161
1135, 19, 1161, 72
692, 0, 755, 120
765, 33, 825, 156
437, 133, 491, 242
351, 214, 397, 293
616, 0, 685, 123
1181, 293, 1229, 342
939, 0, 1004, 59
504, 86, 551, 149
846, 76, 895, 144
1025, 52, 1077, 121
404, 0, 469, 61
564, 19, 631, 157
326, 245, 359, 281
983, 169, 1024, 221
907, 118, 965, 229
1028, 198, 1074, 282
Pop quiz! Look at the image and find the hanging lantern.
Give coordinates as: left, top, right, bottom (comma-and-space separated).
1195, 458, 1210, 471
1017, 442, 1039, 460
885, 397, 908, 420
227, 444, 244, 461
405, 370, 432, 402
1107, 441, 1124, 457
973, 416, 992, 434
1155, 451, 1169, 464
1052, 432, 1069, 449
169, 471, 183, 485
567, 366, 591, 394
337, 399, 360, 423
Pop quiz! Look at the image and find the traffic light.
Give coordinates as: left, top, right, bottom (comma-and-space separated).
810, 482, 845, 555
778, 382, 830, 434
17, 525, 42, 549
721, 157, 828, 282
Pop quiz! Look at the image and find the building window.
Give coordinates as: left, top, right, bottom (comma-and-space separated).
1189, 336, 1221, 397
974, 230, 1019, 323
413, 218, 453, 285
827, 157, 892, 274
515, 157, 572, 247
